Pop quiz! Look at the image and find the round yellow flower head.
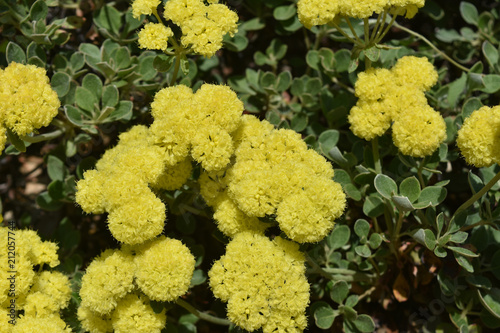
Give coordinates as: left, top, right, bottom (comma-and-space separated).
75, 169, 107, 214
151, 158, 192, 191
340, 0, 388, 18
389, 0, 425, 18
26, 271, 71, 314
212, 192, 268, 237
354, 67, 393, 102
348, 101, 392, 141
131, 0, 160, 19
138, 23, 173, 51
12, 314, 71, 333
297, 0, 339, 29
209, 232, 310, 332
79, 249, 135, 315
77, 305, 113, 333
111, 294, 166, 333
392, 105, 446, 157
392, 56, 438, 91
457, 105, 500, 167
191, 125, 234, 172
134, 236, 195, 302
0, 126, 6, 152
164, 0, 238, 57
0, 62, 60, 137
198, 170, 228, 206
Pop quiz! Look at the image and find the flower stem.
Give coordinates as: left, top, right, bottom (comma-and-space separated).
393, 21, 471, 73
375, 12, 397, 44
344, 17, 363, 44
170, 53, 181, 86
453, 170, 500, 218
175, 298, 231, 326
330, 21, 364, 47
372, 137, 382, 174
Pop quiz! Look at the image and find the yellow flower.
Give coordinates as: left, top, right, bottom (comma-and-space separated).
77, 305, 113, 333
348, 101, 392, 141
152, 158, 192, 191
164, 0, 238, 57
209, 232, 310, 332
191, 125, 234, 172
392, 105, 446, 157
131, 0, 160, 19
138, 23, 173, 51
134, 236, 195, 302
457, 105, 500, 167
26, 271, 71, 314
111, 294, 166, 333
0, 62, 59, 137
79, 249, 135, 314
12, 314, 71, 333
340, 0, 388, 18
392, 55, 438, 91
297, 0, 339, 29
0, 126, 6, 152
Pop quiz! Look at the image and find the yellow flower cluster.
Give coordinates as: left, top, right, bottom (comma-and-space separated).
0, 62, 60, 151
0, 227, 72, 332
297, 0, 425, 28
209, 232, 310, 333
164, 0, 239, 56
348, 56, 446, 157
457, 106, 500, 167
150, 84, 243, 171
78, 236, 194, 333
210, 115, 346, 243
76, 125, 167, 245
138, 23, 173, 51
131, 0, 160, 19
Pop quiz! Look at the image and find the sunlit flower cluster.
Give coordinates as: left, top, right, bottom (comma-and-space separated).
298, 0, 425, 28
164, 0, 239, 56
209, 232, 310, 333
0, 227, 71, 332
132, 0, 238, 57
0, 62, 60, 152
457, 105, 500, 167
150, 84, 243, 171
203, 115, 346, 243
348, 56, 446, 157
78, 236, 194, 333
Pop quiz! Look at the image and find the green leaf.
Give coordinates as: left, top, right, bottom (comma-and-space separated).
481, 74, 500, 93
368, 233, 383, 249
374, 174, 397, 199
353, 314, 376, 333
334, 49, 351, 73
434, 246, 447, 258
399, 176, 421, 203
70, 52, 85, 71
392, 195, 415, 211
276, 71, 292, 92
82, 73, 103, 99
447, 73, 467, 108
223, 33, 248, 52
75, 86, 98, 113
318, 130, 339, 157
330, 280, 349, 304
64, 105, 86, 126
468, 171, 484, 194
450, 231, 468, 244
314, 302, 338, 329
94, 5, 122, 35
6, 129, 26, 153
108, 101, 133, 122
51, 72, 71, 98
327, 224, 350, 250
460, 2, 479, 26
36, 192, 63, 211
114, 47, 131, 69
436, 213, 445, 236
364, 46, 380, 62
190, 269, 206, 287
415, 186, 447, 208
47, 155, 66, 182
354, 219, 370, 239
273, 5, 296, 21
240, 17, 265, 31
27, 42, 47, 63
267, 38, 287, 60
344, 183, 362, 201
363, 195, 384, 218
453, 252, 474, 273
483, 41, 499, 68
102, 85, 119, 108
412, 228, 437, 250
306, 50, 320, 70
448, 246, 479, 257
355, 244, 371, 258
30, 0, 48, 21
260, 72, 276, 90
478, 288, 500, 319
153, 54, 174, 72
6, 42, 26, 64
466, 275, 492, 289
